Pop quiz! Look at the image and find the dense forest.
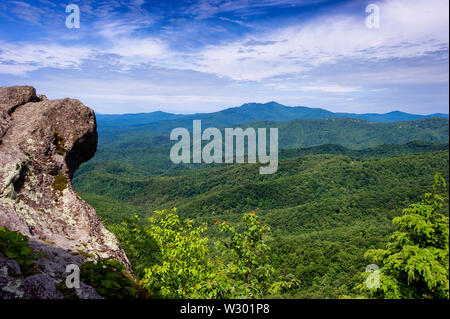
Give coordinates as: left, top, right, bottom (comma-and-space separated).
74, 118, 449, 298
79, 117, 449, 176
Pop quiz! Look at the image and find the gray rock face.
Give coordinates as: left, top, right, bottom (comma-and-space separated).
0, 274, 23, 299
0, 85, 131, 298
0, 85, 129, 267
0, 254, 21, 277
22, 273, 65, 299
0, 242, 103, 299
76, 282, 103, 299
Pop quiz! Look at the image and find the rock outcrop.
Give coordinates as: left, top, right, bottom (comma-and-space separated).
0, 244, 102, 299
0, 86, 131, 298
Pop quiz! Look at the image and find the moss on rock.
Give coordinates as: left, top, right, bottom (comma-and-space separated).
52, 174, 67, 193
53, 131, 66, 155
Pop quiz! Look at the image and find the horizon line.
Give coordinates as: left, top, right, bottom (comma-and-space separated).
94, 101, 450, 117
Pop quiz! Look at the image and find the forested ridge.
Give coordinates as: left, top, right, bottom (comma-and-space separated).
74, 140, 449, 298
69, 103, 450, 299
78, 117, 449, 177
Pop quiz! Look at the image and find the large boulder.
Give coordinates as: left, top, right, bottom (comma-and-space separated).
0, 243, 103, 299
0, 86, 130, 270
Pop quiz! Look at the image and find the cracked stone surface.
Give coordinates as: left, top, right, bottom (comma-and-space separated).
0, 85, 130, 271
0, 244, 103, 299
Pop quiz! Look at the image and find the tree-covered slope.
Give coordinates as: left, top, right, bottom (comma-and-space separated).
96, 102, 449, 139
73, 150, 449, 297
73, 111, 449, 299
244, 117, 449, 150
279, 141, 449, 159
81, 117, 448, 176
74, 150, 449, 226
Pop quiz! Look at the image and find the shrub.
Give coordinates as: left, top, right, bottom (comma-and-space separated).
53, 131, 66, 155
358, 173, 449, 299
80, 258, 148, 299
0, 227, 40, 275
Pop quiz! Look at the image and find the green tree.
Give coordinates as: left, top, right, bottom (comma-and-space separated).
358, 173, 449, 299
110, 215, 160, 279
122, 209, 298, 299
216, 212, 300, 298
140, 208, 217, 298
79, 258, 146, 299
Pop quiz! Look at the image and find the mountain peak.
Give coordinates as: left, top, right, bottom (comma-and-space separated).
240, 101, 284, 108
265, 101, 283, 106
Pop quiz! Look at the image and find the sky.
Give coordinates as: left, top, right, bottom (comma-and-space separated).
0, 0, 448, 114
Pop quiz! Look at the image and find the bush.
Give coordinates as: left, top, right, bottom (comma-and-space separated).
0, 227, 41, 275
358, 173, 449, 299
80, 258, 149, 299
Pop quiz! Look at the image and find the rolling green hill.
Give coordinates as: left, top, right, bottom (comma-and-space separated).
74, 149, 449, 298
242, 117, 449, 149
279, 141, 449, 159
97, 102, 449, 138
96, 102, 449, 145
74, 150, 449, 225
73, 108, 449, 298
80, 117, 449, 176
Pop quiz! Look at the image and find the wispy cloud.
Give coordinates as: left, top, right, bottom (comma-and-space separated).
0, 0, 448, 114
2, 0, 447, 80
0, 42, 95, 72
299, 85, 360, 93
179, 0, 448, 81
185, 0, 326, 19
8, 1, 44, 24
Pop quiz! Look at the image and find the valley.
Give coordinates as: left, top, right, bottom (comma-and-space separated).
73, 103, 449, 298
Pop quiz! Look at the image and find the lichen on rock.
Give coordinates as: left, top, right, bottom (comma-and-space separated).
0, 86, 131, 299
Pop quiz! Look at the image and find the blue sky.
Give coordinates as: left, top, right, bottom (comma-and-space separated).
0, 0, 448, 114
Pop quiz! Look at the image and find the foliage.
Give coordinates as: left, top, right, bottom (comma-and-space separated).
80, 258, 146, 299
129, 209, 299, 299
76, 111, 448, 298
109, 216, 160, 279
140, 208, 219, 298
215, 212, 300, 298
75, 149, 449, 298
358, 173, 449, 299
0, 227, 40, 275
53, 131, 66, 155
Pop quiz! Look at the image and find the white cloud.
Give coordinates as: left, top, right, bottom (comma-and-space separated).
179, 0, 449, 80
186, 0, 326, 19
9, 1, 43, 24
0, 42, 95, 73
299, 85, 360, 93
0, 64, 38, 75
107, 38, 169, 67
0, 0, 448, 118
1, 0, 447, 81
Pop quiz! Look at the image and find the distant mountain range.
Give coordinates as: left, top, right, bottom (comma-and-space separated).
86, 101, 449, 175
81, 116, 449, 176
97, 101, 449, 131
